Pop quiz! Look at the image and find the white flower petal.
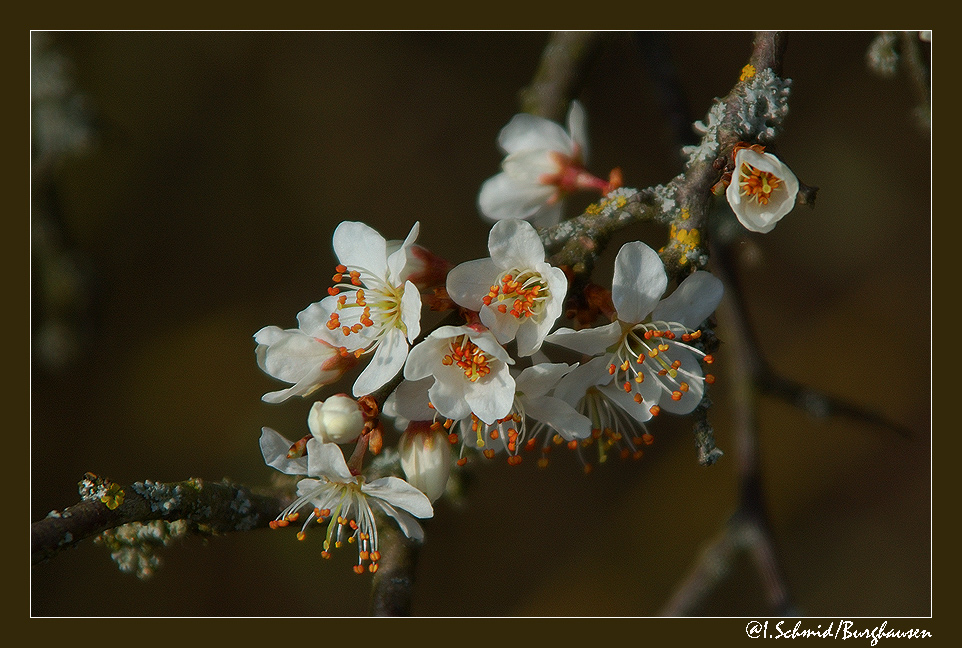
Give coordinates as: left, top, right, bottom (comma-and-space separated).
515, 362, 574, 398
654, 347, 705, 415
369, 499, 426, 542
400, 280, 422, 342
487, 218, 546, 269
514, 319, 542, 357
611, 241, 668, 324
306, 438, 355, 483
529, 202, 564, 229
478, 172, 556, 222
545, 321, 622, 356
446, 258, 500, 311
363, 476, 435, 519
498, 112, 573, 155
522, 395, 592, 440
387, 222, 420, 282
403, 337, 445, 381
566, 100, 588, 162
352, 327, 408, 397
332, 221, 388, 279
502, 149, 559, 184
651, 271, 724, 330
427, 375, 472, 421
465, 365, 515, 424
553, 355, 613, 404
295, 302, 336, 338
480, 304, 522, 345
390, 378, 436, 422
599, 382, 655, 423
259, 427, 309, 475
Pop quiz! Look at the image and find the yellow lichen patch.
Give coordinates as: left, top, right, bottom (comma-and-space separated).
678, 208, 691, 221
668, 224, 701, 266
584, 194, 628, 216
101, 482, 125, 510
740, 64, 756, 81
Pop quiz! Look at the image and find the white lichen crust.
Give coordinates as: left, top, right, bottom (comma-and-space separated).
95, 520, 190, 580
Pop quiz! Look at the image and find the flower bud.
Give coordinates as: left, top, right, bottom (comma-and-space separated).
399, 421, 452, 502
308, 394, 365, 444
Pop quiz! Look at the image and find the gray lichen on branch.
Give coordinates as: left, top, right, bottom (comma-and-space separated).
32, 473, 289, 567
539, 32, 796, 282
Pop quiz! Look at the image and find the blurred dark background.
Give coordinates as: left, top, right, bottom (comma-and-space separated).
31, 31, 930, 616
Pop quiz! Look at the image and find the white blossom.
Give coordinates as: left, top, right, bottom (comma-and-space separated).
320, 221, 423, 397
546, 241, 723, 423
403, 324, 515, 425
726, 147, 798, 234
254, 301, 357, 404
478, 101, 600, 227
445, 219, 567, 357
260, 428, 433, 573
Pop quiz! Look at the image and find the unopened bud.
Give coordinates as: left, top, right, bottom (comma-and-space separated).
308, 394, 365, 444
399, 421, 452, 502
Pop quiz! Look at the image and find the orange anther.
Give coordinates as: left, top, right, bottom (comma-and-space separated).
704, 355, 714, 364
705, 374, 716, 384
671, 391, 683, 401
649, 405, 661, 416
567, 440, 578, 450
353, 565, 365, 575
456, 457, 468, 466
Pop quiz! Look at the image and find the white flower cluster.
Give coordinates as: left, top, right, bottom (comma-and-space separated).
253, 101, 736, 571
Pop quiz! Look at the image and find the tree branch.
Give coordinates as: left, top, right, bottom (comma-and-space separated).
32, 473, 287, 565
368, 519, 422, 616
541, 31, 792, 281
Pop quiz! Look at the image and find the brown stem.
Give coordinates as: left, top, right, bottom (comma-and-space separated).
368, 517, 422, 616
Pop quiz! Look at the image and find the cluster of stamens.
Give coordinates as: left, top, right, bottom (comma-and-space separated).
269, 482, 381, 574
460, 410, 527, 466
482, 270, 547, 320
324, 263, 403, 358
609, 321, 715, 416
561, 387, 656, 473
738, 163, 782, 205
441, 335, 492, 382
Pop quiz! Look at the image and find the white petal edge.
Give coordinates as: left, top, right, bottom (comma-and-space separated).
651, 271, 724, 330
611, 241, 668, 324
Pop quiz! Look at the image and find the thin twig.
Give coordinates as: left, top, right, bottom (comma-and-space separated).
519, 31, 606, 121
